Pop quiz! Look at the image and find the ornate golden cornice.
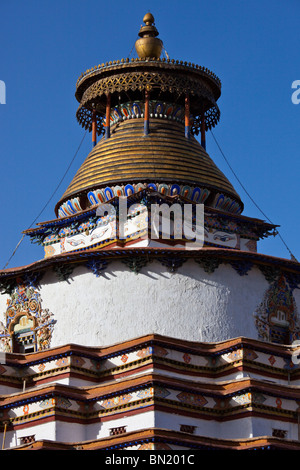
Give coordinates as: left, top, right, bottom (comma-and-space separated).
76, 58, 221, 98
75, 59, 221, 134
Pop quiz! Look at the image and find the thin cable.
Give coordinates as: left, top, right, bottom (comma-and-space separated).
28, 129, 87, 229
2, 130, 87, 269
128, 38, 138, 58
2, 235, 26, 270
163, 47, 169, 60
210, 129, 297, 261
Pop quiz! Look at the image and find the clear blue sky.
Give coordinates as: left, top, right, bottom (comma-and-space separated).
1, 0, 300, 269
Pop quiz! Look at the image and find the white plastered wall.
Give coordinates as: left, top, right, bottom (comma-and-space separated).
34, 259, 269, 348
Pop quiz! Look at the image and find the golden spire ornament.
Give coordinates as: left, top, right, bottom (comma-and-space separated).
135, 13, 163, 59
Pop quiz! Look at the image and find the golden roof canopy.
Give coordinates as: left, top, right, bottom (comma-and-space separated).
55, 117, 243, 216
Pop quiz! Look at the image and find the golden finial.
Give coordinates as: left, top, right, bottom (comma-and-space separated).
135, 12, 163, 59
143, 12, 155, 25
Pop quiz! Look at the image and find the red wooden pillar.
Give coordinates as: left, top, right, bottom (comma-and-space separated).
185, 94, 190, 139
105, 93, 111, 140
92, 109, 97, 147
144, 89, 150, 136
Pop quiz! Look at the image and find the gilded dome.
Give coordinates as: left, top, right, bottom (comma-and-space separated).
55, 117, 243, 217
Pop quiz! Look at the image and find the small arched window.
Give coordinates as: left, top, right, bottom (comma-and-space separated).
11, 314, 36, 353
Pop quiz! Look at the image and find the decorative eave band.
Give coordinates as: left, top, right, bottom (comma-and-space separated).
75, 60, 221, 134
75, 58, 221, 101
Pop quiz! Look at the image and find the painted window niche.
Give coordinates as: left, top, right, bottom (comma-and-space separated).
0, 282, 56, 354
254, 274, 300, 345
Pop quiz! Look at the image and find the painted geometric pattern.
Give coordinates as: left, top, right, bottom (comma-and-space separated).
136, 387, 155, 399
100, 393, 132, 409
153, 345, 169, 357
1, 335, 296, 391
89, 345, 169, 373
4, 384, 300, 427
136, 346, 153, 359
223, 349, 243, 362
39, 397, 72, 409
252, 392, 267, 405
9, 397, 79, 421
176, 391, 208, 407
138, 443, 172, 450
5, 338, 293, 384
137, 386, 170, 400
231, 392, 269, 407
232, 392, 252, 406
70, 356, 86, 367
244, 349, 258, 361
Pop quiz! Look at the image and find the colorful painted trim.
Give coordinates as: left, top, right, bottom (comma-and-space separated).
0, 333, 300, 392
2, 372, 300, 433
107, 100, 186, 127
12, 429, 300, 450
58, 184, 244, 219
58, 182, 214, 218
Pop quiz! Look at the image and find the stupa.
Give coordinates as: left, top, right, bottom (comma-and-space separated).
1, 13, 300, 451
